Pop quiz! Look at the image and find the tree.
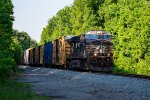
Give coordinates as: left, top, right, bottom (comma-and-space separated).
40, 6, 72, 44
0, 0, 15, 77
98, 0, 150, 75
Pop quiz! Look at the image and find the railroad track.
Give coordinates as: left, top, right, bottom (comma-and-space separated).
50, 66, 150, 80
88, 70, 150, 80
19, 65, 150, 80
108, 72, 150, 80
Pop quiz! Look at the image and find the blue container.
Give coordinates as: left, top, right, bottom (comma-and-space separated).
43, 42, 53, 65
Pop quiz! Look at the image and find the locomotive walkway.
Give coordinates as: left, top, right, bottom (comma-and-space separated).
16, 66, 150, 100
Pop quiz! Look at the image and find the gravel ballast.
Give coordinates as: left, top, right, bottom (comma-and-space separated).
17, 66, 150, 100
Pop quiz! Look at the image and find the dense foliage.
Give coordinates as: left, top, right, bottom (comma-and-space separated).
100, 0, 150, 75
40, 0, 150, 75
0, 0, 37, 78
0, 0, 15, 77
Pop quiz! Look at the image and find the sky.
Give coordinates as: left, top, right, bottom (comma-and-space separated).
12, 0, 74, 43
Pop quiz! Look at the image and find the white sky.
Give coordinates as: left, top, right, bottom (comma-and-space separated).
12, 0, 74, 43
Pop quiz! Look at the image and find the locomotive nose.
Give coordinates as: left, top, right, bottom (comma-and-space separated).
93, 46, 100, 57
93, 45, 106, 57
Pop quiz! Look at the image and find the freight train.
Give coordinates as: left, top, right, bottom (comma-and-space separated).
21, 30, 113, 71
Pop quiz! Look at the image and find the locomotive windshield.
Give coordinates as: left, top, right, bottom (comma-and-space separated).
85, 34, 111, 40
99, 35, 110, 39
85, 34, 98, 40
85, 30, 111, 41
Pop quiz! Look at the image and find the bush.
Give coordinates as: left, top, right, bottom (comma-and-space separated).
0, 55, 16, 80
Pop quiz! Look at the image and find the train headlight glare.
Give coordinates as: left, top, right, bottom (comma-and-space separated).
94, 53, 97, 56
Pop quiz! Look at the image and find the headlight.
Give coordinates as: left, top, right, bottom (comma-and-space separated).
107, 53, 110, 56
94, 53, 97, 56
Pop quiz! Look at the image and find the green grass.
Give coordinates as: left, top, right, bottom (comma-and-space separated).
0, 80, 49, 100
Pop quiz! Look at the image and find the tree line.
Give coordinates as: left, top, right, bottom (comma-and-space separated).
12, 30, 38, 65
0, 0, 37, 78
40, 0, 150, 75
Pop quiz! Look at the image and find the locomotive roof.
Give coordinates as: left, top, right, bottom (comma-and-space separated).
85, 30, 110, 35
67, 35, 81, 43
64, 35, 74, 40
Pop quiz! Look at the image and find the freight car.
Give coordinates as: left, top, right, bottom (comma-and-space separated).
22, 30, 113, 71
22, 48, 30, 65
28, 42, 53, 66
43, 42, 53, 66
52, 36, 74, 68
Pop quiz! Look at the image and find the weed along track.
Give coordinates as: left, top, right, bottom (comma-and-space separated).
17, 66, 150, 100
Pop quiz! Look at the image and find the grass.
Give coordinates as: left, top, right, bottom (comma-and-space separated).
0, 80, 49, 100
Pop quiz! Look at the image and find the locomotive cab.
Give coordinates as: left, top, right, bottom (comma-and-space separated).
84, 31, 113, 71
67, 30, 113, 71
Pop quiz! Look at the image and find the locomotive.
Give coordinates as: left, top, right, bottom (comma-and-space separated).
22, 30, 113, 71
